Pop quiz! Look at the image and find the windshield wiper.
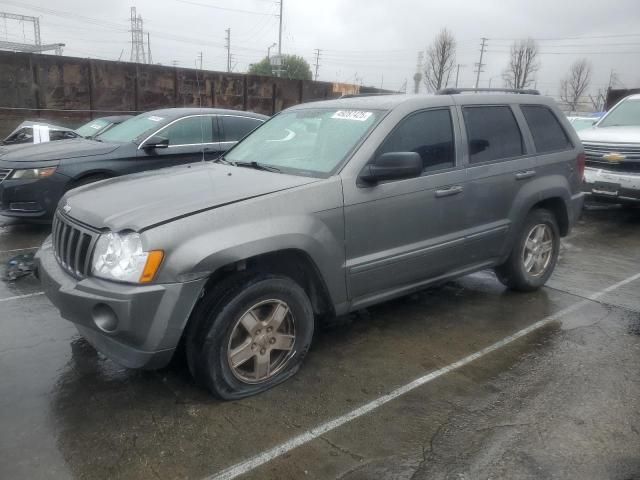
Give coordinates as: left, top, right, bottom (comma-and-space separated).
213, 154, 234, 166
235, 161, 281, 173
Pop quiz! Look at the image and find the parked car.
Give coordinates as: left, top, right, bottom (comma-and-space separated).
579, 93, 640, 205
36, 91, 584, 399
1, 121, 79, 145
72, 115, 134, 139
1, 116, 132, 146
0, 108, 267, 219
567, 116, 597, 131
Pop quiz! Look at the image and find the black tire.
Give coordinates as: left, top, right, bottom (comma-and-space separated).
495, 208, 560, 292
185, 273, 314, 400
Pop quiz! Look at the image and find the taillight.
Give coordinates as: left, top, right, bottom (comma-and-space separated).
576, 152, 585, 180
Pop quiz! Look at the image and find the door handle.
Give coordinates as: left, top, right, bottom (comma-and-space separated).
435, 185, 464, 198
515, 170, 536, 180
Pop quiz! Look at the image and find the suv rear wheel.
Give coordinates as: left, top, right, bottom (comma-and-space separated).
495, 208, 560, 292
186, 273, 314, 400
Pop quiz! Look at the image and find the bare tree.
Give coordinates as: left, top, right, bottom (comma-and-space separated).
560, 59, 592, 112
423, 28, 456, 92
502, 38, 539, 89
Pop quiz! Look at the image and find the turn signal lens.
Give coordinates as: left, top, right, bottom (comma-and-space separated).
139, 250, 164, 283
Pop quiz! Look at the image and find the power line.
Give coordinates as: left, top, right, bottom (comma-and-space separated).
490, 32, 640, 42
487, 50, 640, 55
173, 0, 277, 16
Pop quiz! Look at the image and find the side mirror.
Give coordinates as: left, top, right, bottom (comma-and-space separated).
359, 152, 423, 184
142, 135, 169, 150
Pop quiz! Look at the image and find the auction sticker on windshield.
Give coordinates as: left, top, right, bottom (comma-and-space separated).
332, 110, 373, 121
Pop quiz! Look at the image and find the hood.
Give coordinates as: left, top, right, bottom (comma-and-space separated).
0, 138, 120, 162
579, 125, 640, 144
62, 162, 319, 231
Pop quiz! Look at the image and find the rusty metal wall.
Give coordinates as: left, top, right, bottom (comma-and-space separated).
0, 51, 391, 137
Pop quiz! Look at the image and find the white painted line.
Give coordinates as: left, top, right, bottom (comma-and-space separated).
0, 292, 45, 303
0, 246, 39, 254
207, 272, 640, 480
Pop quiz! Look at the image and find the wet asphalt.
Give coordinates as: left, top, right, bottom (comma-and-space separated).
0, 206, 638, 480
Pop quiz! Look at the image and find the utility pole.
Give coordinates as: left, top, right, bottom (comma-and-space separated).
413, 51, 424, 94
313, 48, 321, 81
225, 28, 231, 73
147, 33, 152, 64
277, 0, 283, 77
198, 51, 203, 70
455, 64, 463, 88
474, 37, 487, 89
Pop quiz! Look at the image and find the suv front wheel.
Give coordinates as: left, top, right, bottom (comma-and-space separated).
495, 208, 560, 292
186, 273, 314, 400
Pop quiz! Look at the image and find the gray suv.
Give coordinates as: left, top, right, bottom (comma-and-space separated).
36, 90, 584, 399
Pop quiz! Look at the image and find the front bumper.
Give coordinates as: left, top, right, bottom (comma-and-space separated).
0, 172, 69, 219
36, 236, 206, 369
583, 167, 640, 204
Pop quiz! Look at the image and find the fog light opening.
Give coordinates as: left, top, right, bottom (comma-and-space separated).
92, 303, 119, 333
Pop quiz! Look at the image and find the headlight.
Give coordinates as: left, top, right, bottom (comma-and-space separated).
92, 232, 163, 284
10, 166, 57, 179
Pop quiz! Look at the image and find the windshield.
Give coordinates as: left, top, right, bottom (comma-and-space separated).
570, 118, 596, 131
597, 99, 640, 128
96, 113, 168, 143
74, 118, 111, 137
224, 108, 383, 177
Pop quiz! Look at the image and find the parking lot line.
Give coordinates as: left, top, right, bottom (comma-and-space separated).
206, 271, 640, 480
0, 292, 44, 303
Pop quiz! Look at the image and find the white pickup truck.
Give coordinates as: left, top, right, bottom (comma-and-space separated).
579, 94, 640, 205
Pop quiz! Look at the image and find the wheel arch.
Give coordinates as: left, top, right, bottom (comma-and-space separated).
199, 248, 335, 318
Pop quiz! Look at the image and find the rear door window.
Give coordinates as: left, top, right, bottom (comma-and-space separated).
378, 108, 455, 173
462, 106, 524, 164
521, 105, 573, 153
221, 116, 264, 142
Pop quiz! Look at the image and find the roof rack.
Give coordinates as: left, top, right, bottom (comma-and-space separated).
339, 92, 398, 99
436, 87, 540, 95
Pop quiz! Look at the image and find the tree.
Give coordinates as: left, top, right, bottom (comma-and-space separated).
502, 38, 539, 89
423, 28, 456, 92
248, 54, 312, 80
560, 59, 592, 112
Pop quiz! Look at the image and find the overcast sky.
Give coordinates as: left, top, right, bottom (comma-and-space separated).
1, 0, 639, 100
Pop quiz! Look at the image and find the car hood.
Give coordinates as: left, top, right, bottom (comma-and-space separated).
62, 162, 320, 231
0, 138, 120, 162
579, 125, 640, 144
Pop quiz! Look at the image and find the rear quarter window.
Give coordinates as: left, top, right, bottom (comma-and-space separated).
521, 105, 573, 153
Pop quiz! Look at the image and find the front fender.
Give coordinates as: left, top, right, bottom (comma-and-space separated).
146, 180, 347, 308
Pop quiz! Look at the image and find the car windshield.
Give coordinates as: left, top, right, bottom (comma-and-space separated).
96, 113, 168, 143
74, 118, 111, 137
571, 118, 596, 131
224, 108, 383, 177
597, 99, 640, 128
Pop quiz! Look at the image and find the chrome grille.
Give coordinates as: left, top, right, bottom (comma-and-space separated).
0, 168, 11, 183
583, 141, 640, 171
52, 212, 99, 278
